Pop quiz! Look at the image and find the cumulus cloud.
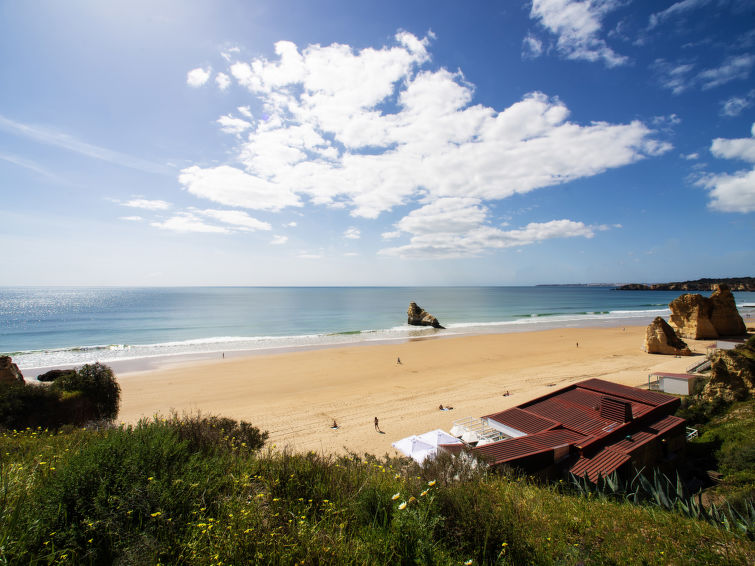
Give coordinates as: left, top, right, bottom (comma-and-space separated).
528, 0, 628, 67
187, 67, 211, 87
216, 72, 231, 91
217, 114, 253, 135
178, 165, 301, 211
522, 33, 544, 58
696, 123, 755, 213
181, 31, 668, 257
122, 198, 171, 210
721, 90, 755, 116
271, 235, 288, 245
344, 227, 361, 239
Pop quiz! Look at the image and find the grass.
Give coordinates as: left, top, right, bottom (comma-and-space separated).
1, 419, 753, 565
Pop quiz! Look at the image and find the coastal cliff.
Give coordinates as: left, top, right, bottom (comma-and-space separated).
617, 277, 755, 291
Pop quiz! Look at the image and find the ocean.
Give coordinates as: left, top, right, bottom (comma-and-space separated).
2, 286, 753, 376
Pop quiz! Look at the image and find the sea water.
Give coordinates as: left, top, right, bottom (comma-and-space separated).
1, 286, 753, 375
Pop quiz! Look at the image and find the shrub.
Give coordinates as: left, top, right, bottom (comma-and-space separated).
0, 382, 63, 430
163, 412, 268, 455
51, 363, 120, 422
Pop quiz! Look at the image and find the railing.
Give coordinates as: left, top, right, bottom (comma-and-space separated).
686, 427, 698, 440
686, 359, 711, 373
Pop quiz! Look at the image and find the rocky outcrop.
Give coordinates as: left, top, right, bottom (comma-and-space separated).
701, 340, 755, 403
617, 277, 755, 291
37, 369, 76, 383
407, 302, 445, 329
0, 356, 24, 384
668, 284, 746, 340
709, 284, 747, 336
644, 316, 692, 355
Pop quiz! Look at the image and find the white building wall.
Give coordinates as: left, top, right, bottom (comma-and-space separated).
661, 377, 693, 395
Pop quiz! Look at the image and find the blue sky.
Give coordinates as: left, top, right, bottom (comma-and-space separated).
1, 0, 753, 286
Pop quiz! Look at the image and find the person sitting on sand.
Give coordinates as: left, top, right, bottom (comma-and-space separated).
331, 419, 338, 429
397, 357, 402, 364
439, 404, 454, 411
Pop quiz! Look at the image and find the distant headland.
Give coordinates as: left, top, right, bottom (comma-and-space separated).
615, 277, 755, 292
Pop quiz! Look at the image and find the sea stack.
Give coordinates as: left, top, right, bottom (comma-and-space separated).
644, 316, 692, 356
407, 302, 445, 329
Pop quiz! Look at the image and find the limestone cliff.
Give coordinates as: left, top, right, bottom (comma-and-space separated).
0, 356, 24, 384
668, 284, 746, 340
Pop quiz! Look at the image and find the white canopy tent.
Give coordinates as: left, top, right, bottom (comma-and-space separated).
392, 429, 463, 464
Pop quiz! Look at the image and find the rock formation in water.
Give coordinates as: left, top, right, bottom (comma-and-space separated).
0, 356, 24, 384
668, 284, 746, 340
407, 302, 445, 329
644, 316, 692, 355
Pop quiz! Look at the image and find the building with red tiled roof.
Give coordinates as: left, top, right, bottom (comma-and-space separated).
443, 378, 686, 482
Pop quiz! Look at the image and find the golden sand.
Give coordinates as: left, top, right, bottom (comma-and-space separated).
118, 326, 711, 456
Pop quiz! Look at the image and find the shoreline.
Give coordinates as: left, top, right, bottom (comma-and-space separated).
116, 324, 718, 457
20, 312, 672, 378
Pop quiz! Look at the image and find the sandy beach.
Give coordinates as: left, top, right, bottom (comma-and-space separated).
118, 325, 714, 457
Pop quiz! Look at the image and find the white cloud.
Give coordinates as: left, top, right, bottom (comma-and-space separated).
271, 235, 288, 245
238, 105, 253, 118
180, 31, 668, 258
720, 90, 755, 117
380, 219, 608, 259
522, 33, 544, 58
217, 114, 253, 135
197, 209, 271, 231
285, 221, 297, 227
187, 67, 212, 87
151, 212, 230, 234
648, 0, 712, 29
381, 230, 402, 240
297, 252, 323, 259
123, 198, 171, 210
681, 152, 699, 160
178, 165, 301, 211
221, 47, 241, 62
216, 72, 231, 91
657, 55, 755, 94
699, 54, 755, 90
344, 227, 361, 239
120, 216, 143, 222
696, 123, 755, 212
529, 0, 628, 67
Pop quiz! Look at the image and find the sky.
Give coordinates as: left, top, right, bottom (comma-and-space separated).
1, 0, 754, 286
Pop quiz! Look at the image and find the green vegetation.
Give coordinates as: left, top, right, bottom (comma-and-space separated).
0, 363, 120, 430
1, 420, 753, 565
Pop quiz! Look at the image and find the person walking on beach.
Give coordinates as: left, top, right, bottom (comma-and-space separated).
374, 417, 380, 432
397, 357, 402, 364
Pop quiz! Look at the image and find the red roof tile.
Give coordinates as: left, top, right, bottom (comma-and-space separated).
484, 407, 560, 434
471, 428, 586, 466
569, 449, 631, 482
578, 378, 676, 407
